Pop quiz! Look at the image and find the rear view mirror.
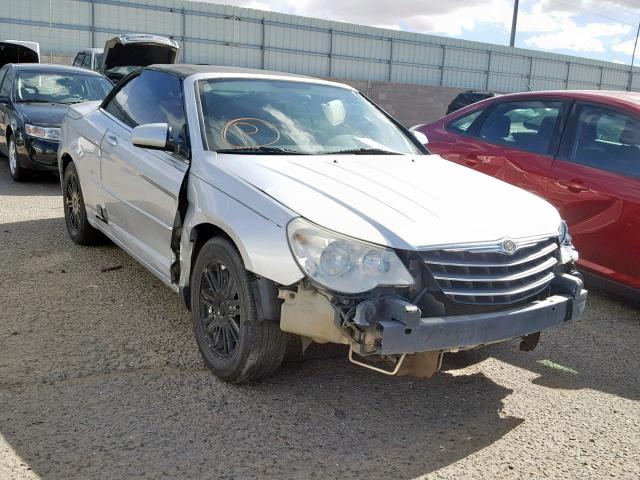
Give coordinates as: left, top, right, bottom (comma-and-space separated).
322, 99, 346, 126
131, 123, 173, 151
411, 129, 428, 145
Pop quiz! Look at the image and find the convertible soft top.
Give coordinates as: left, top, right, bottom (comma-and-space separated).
148, 63, 315, 80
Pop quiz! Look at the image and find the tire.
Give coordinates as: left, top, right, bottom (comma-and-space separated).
8, 134, 27, 182
63, 162, 100, 245
190, 237, 288, 383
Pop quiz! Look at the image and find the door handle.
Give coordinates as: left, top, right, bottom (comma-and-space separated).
106, 134, 118, 146
559, 179, 588, 193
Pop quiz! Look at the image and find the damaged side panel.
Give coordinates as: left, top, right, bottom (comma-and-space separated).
178, 173, 304, 290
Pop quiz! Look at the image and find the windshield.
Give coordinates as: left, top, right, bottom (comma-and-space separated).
94, 53, 104, 70
198, 79, 421, 155
105, 66, 138, 75
16, 71, 112, 104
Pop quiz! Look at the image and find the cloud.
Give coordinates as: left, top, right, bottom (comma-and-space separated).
612, 39, 637, 55
525, 21, 632, 53
241, 1, 274, 11
399, 0, 513, 37
219, 0, 513, 36
215, 0, 639, 59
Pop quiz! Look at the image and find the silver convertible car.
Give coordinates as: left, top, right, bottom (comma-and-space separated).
58, 65, 587, 383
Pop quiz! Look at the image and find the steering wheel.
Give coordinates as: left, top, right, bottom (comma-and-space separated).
21, 85, 39, 96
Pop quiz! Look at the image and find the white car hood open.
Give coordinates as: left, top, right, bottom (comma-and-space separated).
216, 153, 562, 250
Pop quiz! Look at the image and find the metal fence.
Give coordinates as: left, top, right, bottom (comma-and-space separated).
1, 0, 638, 92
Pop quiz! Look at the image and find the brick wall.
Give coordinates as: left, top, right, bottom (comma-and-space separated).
333, 79, 465, 127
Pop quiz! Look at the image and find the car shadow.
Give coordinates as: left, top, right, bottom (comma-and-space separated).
0, 216, 522, 479
446, 287, 640, 401
0, 159, 62, 196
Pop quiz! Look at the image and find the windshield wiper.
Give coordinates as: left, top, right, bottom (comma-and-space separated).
325, 148, 401, 155
16, 99, 53, 103
216, 146, 305, 155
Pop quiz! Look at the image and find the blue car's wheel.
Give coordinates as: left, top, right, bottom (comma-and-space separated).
8, 135, 27, 182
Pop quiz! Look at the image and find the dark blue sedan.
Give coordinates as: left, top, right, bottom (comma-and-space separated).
0, 63, 112, 181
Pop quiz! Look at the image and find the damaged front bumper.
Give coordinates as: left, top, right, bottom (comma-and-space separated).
352, 273, 587, 356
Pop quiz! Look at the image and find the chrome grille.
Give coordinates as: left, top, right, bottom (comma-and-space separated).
421, 237, 558, 305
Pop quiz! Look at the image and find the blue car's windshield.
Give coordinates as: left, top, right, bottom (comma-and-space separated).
16, 71, 112, 104
198, 79, 421, 155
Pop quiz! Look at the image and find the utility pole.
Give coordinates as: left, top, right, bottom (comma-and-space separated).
509, 0, 519, 47
628, 22, 640, 91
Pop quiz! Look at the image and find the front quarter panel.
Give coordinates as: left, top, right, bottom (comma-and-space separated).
180, 153, 304, 288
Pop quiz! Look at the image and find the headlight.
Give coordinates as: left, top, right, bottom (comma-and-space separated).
558, 220, 570, 245
558, 220, 579, 263
287, 217, 414, 294
25, 124, 61, 141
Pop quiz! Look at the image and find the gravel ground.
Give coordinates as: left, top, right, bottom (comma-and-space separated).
0, 160, 639, 480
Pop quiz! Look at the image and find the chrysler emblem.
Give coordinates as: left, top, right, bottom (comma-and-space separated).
501, 239, 517, 255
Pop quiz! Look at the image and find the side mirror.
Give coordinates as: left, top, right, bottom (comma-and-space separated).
131, 123, 174, 151
0, 95, 10, 104
410, 129, 428, 145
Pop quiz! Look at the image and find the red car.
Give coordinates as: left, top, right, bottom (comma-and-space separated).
414, 90, 640, 297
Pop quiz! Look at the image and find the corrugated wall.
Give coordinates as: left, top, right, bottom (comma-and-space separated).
1, 0, 638, 92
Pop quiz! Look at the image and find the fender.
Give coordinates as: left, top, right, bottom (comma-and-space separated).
177, 173, 304, 296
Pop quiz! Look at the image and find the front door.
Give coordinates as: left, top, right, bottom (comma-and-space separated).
98, 69, 189, 281
546, 102, 640, 290
439, 99, 566, 198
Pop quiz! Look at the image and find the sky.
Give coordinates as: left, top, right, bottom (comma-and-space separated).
211, 0, 640, 64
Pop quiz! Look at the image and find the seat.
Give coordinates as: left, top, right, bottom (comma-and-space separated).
616, 121, 640, 177
572, 114, 601, 166
512, 116, 557, 154
481, 114, 511, 141
619, 121, 640, 147
538, 116, 556, 139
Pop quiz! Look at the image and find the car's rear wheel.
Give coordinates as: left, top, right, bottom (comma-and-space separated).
8, 134, 27, 182
63, 162, 100, 245
191, 237, 288, 383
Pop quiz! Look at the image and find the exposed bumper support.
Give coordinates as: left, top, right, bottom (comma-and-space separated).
362, 274, 587, 355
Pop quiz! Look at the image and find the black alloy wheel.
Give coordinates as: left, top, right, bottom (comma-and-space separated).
199, 260, 242, 358
190, 237, 288, 383
62, 162, 100, 245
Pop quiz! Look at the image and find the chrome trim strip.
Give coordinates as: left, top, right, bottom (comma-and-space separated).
433, 257, 557, 282
417, 234, 556, 253
441, 272, 555, 297
424, 243, 558, 267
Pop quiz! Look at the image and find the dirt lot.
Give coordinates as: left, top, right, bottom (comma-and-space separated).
0, 161, 639, 480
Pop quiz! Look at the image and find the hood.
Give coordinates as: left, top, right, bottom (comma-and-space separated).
65, 100, 102, 120
215, 154, 562, 250
0, 40, 40, 68
15, 103, 70, 126
101, 34, 180, 73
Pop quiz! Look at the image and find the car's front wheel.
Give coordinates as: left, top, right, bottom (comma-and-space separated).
8, 134, 27, 182
63, 162, 100, 245
191, 237, 288, 383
